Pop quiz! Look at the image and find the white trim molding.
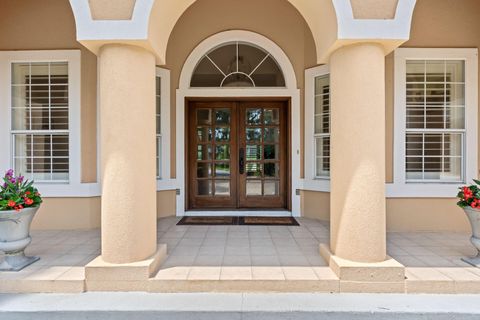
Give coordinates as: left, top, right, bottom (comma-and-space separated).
176, 30, 301, 216
304, 65, 330, 192
0, 50, 99, 197
333, 0, 416, 41
393, 48, 479, 197
155, 67, 173, 191
68, 0, 153, 41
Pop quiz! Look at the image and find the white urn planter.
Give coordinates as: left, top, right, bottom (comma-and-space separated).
462, 207, 480, 267
0, 206, 40, 271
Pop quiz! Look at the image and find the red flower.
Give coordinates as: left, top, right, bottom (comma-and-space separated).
7, 200, 15, 207
25, 191, 31, 195
14, 205, 23, 212
464, 187, 473, 200
24, 198, 33, 205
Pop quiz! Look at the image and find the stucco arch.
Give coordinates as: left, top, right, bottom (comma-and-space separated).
69, 0, 417, 64
147, 0, 336, 65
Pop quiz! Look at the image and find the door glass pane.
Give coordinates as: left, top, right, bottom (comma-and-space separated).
197, 163, 212, 178
264, 181, 279, 196
264, 128, 279, 143
215, 145, 230, 160
197, 109, 211, 125
246, 180, 262, 196
264, 163, 279, 178
215, 109, 231, 125
197, 145, 212, 160
246, 128, 262, 142
264, 108, 279, 125
246, 108, 262, 125
197, 127, 212, 142
214, 180, 230, 196
215, 163, 230, 178
214, 127, 230, 142
198, 180, 212, 196
264, 144, 278, 160
246, 162, 262, 178
246, 145, 262, 160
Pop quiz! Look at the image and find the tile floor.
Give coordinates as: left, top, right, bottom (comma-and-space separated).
0, 216, 477, 278
158, 217, 329, 269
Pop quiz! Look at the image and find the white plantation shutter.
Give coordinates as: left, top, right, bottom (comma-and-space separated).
405, 59, 465, 182
314, 74, 330, 178
156, 76, 162, 179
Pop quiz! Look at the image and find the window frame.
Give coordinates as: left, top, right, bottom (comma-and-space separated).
0, 50, 83, 193
303, 65, 330, 192
392, 48, 478, 197
155, 67, 173, 190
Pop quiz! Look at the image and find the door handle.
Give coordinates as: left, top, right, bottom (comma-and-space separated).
239, 148, 245, 174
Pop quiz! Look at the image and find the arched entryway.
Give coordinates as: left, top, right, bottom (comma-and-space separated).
176, 30, 301, 216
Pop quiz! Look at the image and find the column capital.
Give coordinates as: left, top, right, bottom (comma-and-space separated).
68, 0, 160, 61
318, 0, 417, 63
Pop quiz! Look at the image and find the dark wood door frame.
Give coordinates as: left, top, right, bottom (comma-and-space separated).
185, 97, 292, 211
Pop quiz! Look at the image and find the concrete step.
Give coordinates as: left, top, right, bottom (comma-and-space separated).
1, 292, 480, 319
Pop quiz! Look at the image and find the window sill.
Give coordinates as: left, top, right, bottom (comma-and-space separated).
299, 180, 461, 198
300, 179, 330, 192
386, 183, 462, 198
156, 179, 178, 191
38, 183, 100, 198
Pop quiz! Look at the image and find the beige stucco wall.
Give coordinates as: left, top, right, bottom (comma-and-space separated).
30, 191, 176, 230
0, 0, 98, 183
31, 197, 101, 230
157, 190, 177, 218
164, 0, 317, 178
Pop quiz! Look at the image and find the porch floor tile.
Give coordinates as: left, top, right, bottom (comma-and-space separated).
1, 216, 480, 294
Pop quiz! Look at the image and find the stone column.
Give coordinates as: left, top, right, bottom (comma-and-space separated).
321, 43, 405, 292
98, 44, 157, 264
329, 43, 387, 263
85, 44, 166, 290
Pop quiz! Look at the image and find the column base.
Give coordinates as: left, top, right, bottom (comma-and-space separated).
86, 244, 166, 283
320, 243, 405, 293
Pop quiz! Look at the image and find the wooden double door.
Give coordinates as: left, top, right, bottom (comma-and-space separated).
188, 101, 288, 210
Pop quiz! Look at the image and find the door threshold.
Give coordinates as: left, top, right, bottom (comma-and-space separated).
183, 210, 292, 217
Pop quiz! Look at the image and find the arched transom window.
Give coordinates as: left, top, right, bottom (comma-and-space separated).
190, 41, 286, 88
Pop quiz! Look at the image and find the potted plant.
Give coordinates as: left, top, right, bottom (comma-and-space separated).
0, 169, 42, 271
457, 180, 480, 267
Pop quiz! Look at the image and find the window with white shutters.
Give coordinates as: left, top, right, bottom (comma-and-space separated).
156, 76, 162, 179
405, 59, 465, 182
155, 67, 171, 185
314, 74, 330, 178
11, 62, 69, 182
394, 48, 478, 195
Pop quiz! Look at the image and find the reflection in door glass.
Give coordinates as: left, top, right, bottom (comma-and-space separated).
197, 180, 212, 196
215, 145, 230, 160
197, 109, 211, 125
215, 109, 231, 125
215, 163, 230, 177
264, 108, 279, 125
246, 145, 262, 160
197, 145, 212, 160
246, 108, 262, 125
264, 181, 279, 195
264, 128, 279, 143
215, 127, 230, 142
246, 128, 262, 142
246, 162, 262, 178
246, 180, 262, 196
197, 127, 212, 142
215, 180, 230, 196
